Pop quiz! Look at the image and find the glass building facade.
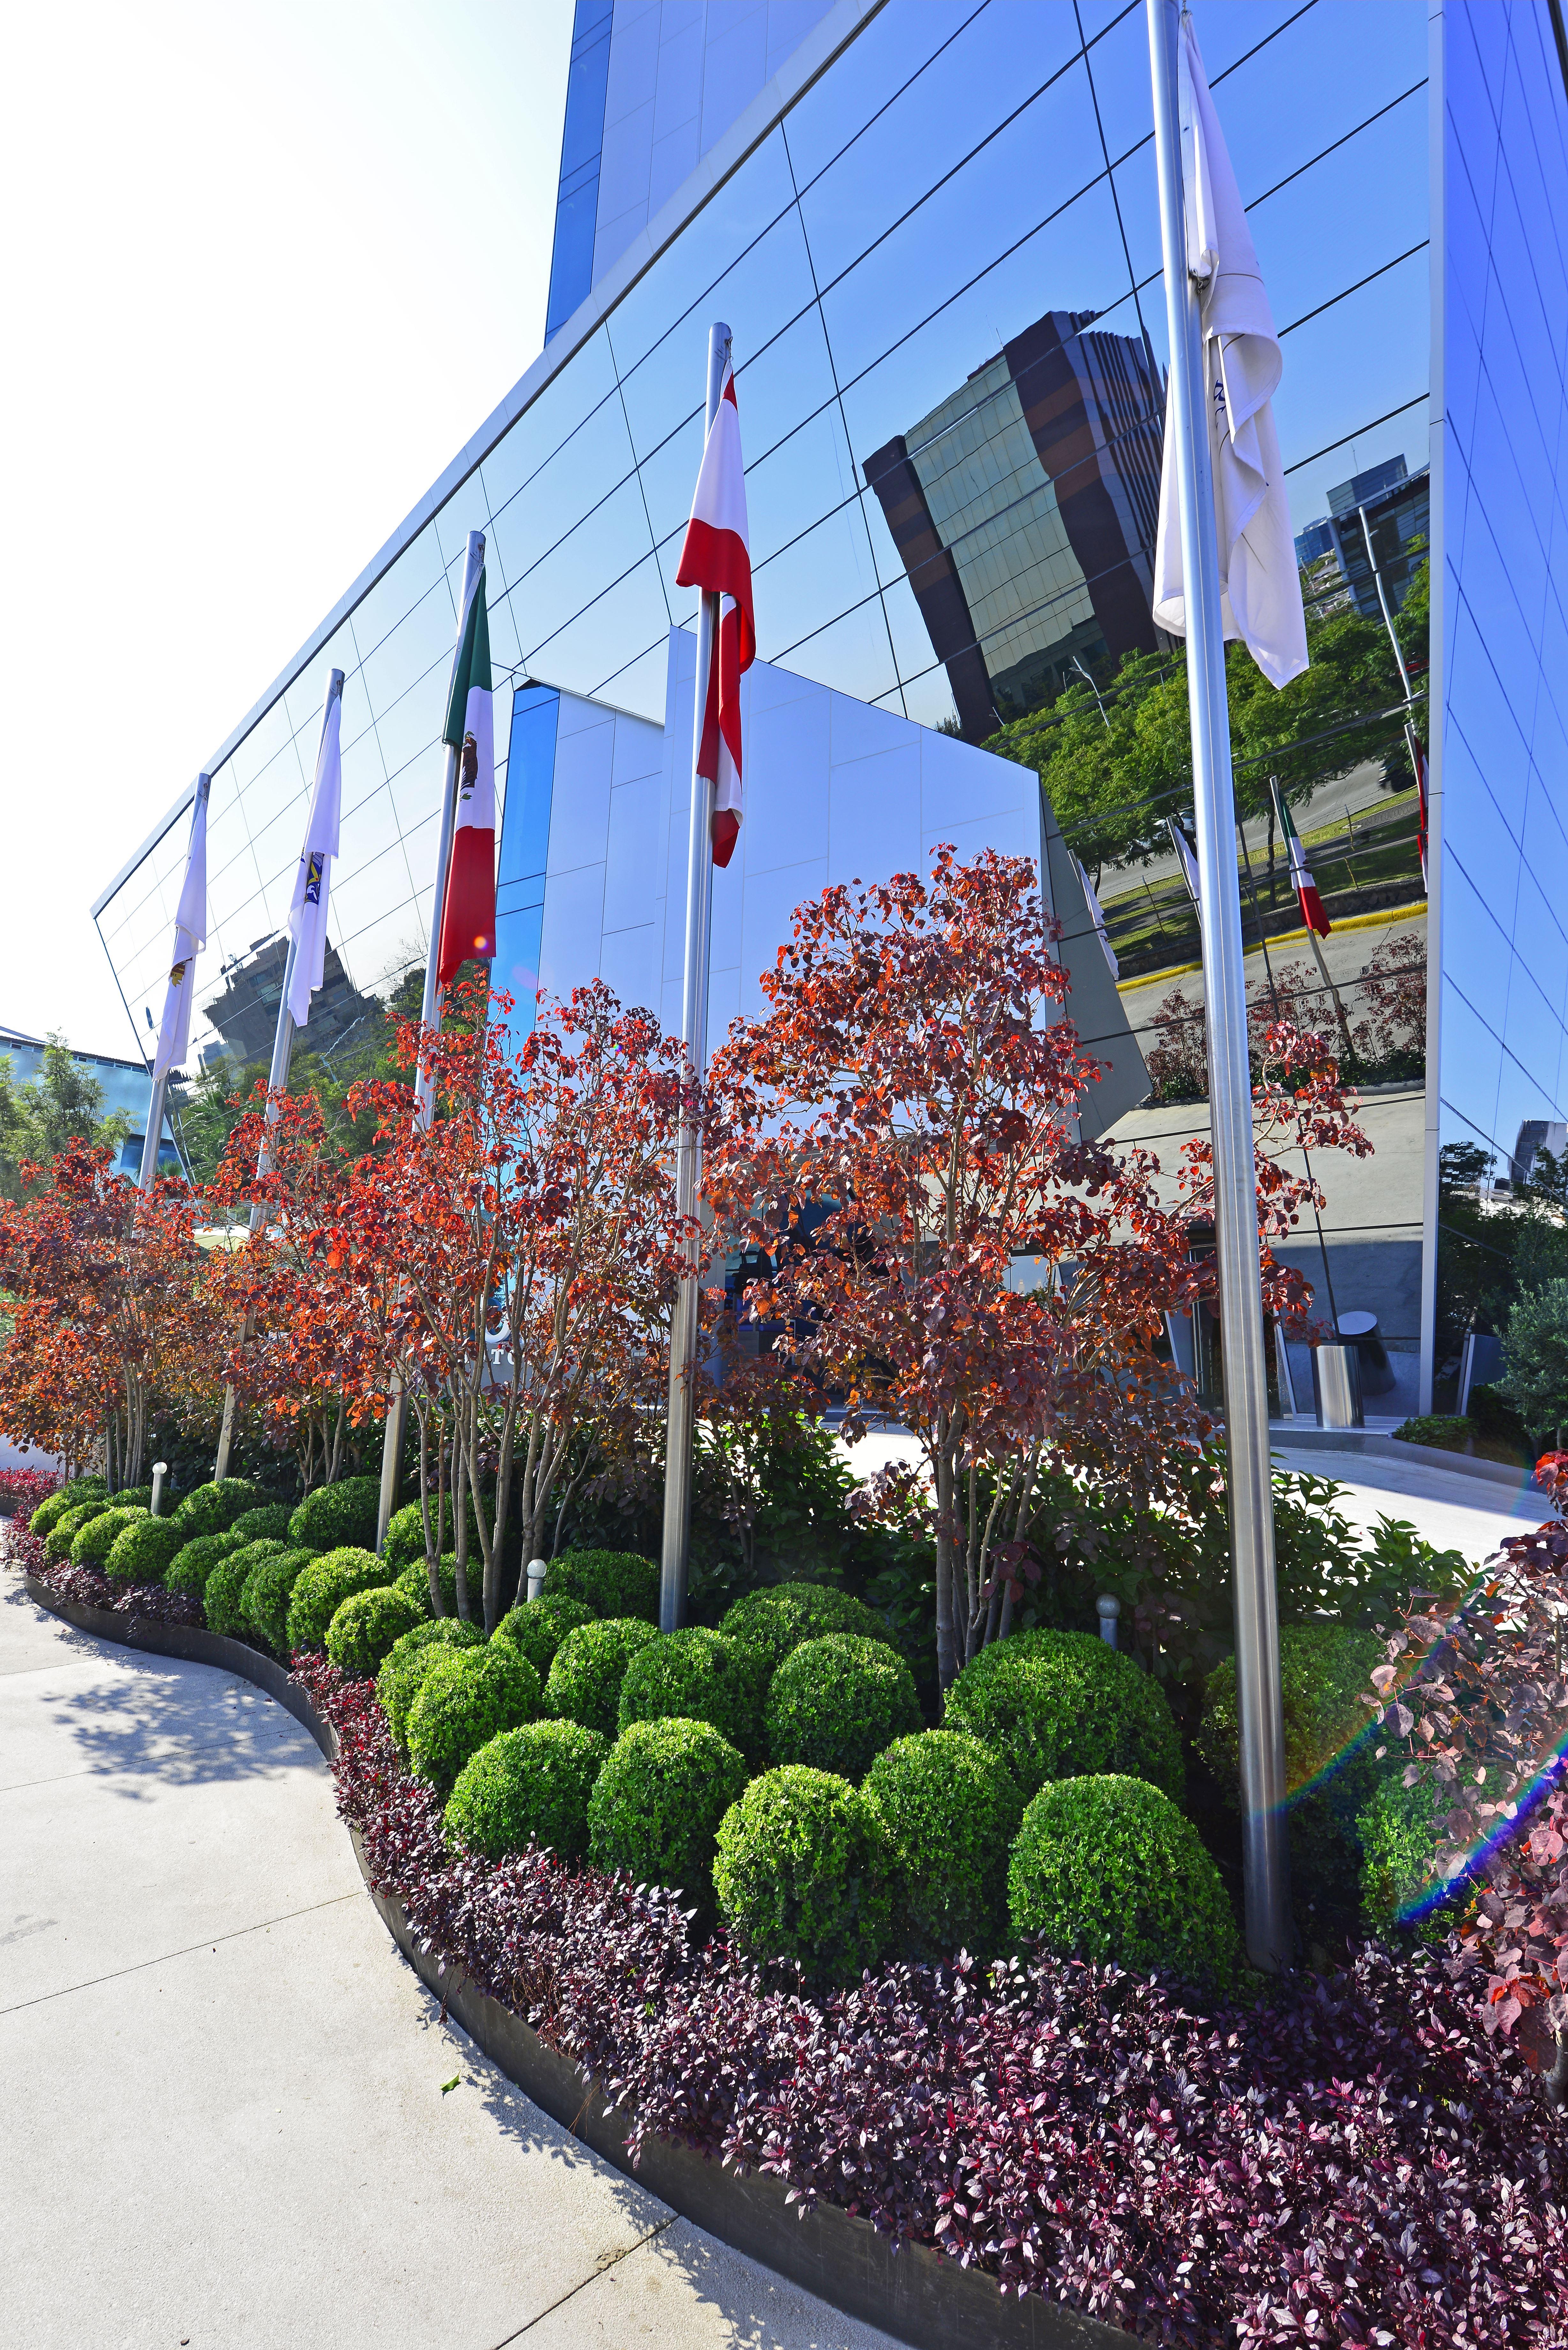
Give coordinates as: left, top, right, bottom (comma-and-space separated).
91, 0, 1568, 1416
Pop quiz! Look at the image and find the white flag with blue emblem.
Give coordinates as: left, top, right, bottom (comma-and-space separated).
286, 686, 343, 1028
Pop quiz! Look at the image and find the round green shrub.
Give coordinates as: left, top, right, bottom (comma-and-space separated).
326, 1582, 425, 1675
1359, 1772, 1450, 1938
617, 1627, 769, 1761
713, 1766, 896, 1984
285, 1547, 392, 1651
242, 1548, 319, 1653
113, 1484, 155, 1513
1007, 1775, 1240, 1986
407, 1644, 542, 1794
383, 1494, 481, 1572
944, 1629, 1185, 1803
69, 1505, 148, 1567
1199, 1626, 1385, 1908
446, 1719, 609, 1861
492, 1594, 594, 1680
31, 1482, 105, 1538
377, 1618, 485, 1753
542, 1548, 659, 1623
202, 1541, 284, 1636
863, 1731, 1024, 1960
719, 1581, 896, 1670
588, 1717, 748, 1907
165, 1530, 243, 1598
287, 1476, 381, 1555
173, 1478, 260, 1539
44, 1499, 111, 1562
765, 1634, 921, 1781
229, 1503, 292, 1546
546, 1618, 660, 1738
394, 1556, 483, 1623
103, 1515, 188, 1587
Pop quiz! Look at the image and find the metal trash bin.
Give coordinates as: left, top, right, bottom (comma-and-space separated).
1337, 1309, 1395, 1399
1312, 1341, 1364, 1429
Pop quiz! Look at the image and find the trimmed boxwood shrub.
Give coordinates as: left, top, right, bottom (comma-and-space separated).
242, 1548, 318, 1652
1199, 1625, 1386, 1908
173, 1478, 260, 1539
113, 1485, 155, 1514
103, 1514, 187, 1586
44, 1499, 111, 1562
205, 1541, 287, 1637
542, 1548, 659, 1623
719, 1581, 895, 1670
446, 1719, 609, 1861
617, 1626, 769, 1761
166, 1530, 243, 1597
326, 1581, 425, 1675
286, 1547, 392, 1651
407, 1643, 542, 1794
1359, 1772, 1449, 1938
546, 1618, 660, 1739
288, 1476, 381, 1555
377, 1619, 485, 1753
944, 1628, 1184, 1803
229, 1504, 292, 1546
588, 1717, 748, 1908
31, 1481, 106, 1538
70, 1505, 147, 1566
1008, 1775, 1240, 1986
492, 1594, 593, 1679
863, 1730, 1024, 1960
383, 1494, 480, 1572
713, 1766, 896, 1984
395, 1556, 482, 1624
765, 1634, 921, 1781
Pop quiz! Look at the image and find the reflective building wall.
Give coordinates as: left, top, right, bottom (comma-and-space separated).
95, 0, 1448, 1373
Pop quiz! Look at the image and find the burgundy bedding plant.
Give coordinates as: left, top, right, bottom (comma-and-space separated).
299, 1651, 1568, 2350
0, 1465, 61, 1519
10, 1529, 204, 1626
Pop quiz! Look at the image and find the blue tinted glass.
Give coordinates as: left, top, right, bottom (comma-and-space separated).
498, 687, 561, 892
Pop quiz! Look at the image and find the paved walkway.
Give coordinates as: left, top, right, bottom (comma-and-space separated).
0, 1576, 897, 2350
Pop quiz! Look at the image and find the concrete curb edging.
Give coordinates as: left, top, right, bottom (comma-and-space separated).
19, 1574, 1134, 2350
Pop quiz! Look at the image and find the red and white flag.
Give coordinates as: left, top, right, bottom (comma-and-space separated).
1272, 779, 1330, 936
675, 361, 755, 868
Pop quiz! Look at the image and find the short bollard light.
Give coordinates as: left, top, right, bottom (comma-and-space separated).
1096, 1594, 1121, 1650
526, 1558, 548, 1603
150, 1461, 169, 1519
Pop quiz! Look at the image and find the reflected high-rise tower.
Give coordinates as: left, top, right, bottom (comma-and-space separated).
864, 309, 1165, 739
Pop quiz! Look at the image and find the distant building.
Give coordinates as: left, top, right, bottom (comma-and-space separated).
863, 308, 1165, 739
1511, 1119, 1568, 1188
198, 932, 379, 1076
0, 1023, 178, 1177
1293, 455, 1429, 632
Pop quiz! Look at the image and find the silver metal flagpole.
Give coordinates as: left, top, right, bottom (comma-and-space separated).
659, 321, 731, 1635
214, 671, 345, 1481
1148, 0, 1291, 1971
378, 531, 486, 1551
139, 774, 211, 1190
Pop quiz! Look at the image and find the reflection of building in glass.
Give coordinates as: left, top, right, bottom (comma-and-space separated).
199, 932, 377, 1074
1293, 455, 1429, 629
863, 310, 1165, 738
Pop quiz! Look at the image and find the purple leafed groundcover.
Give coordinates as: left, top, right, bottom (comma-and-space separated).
8, 1526, 204, 1625
293, 1653, 1568, 2350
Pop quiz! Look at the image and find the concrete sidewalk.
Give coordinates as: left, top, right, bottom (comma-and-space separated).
0, 1578, 898, 2350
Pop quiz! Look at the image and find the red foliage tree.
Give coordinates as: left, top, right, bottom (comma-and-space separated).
707, 847, 1368, 1690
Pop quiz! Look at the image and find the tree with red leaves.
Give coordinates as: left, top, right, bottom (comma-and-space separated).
707, 846, 1368, 1691
0, 1144, 212, 1485
334, 978, 690, 1629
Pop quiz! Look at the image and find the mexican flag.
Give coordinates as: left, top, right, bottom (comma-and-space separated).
435, 566, 496, 986
1273, 780, 1330, 936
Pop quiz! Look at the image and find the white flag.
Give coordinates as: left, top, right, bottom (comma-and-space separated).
1076, 857, 1120, 979
1152, 13, 1308, 689
150, 782, 209, 1084
286, 688, 343, 1028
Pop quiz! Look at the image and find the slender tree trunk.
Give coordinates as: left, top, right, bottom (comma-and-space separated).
933, 1417, 957, 1697
451, 1421, 474, 1623
328, 1397, 345, 1484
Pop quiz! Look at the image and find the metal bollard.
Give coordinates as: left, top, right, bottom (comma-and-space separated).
1096, 1594, 1120, 1650
526, 1558, 548, 1603
150, 1461, 169, 1519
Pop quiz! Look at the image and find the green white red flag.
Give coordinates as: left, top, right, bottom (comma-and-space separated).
1272, 779, 1330, 936
436, 565, 496, 986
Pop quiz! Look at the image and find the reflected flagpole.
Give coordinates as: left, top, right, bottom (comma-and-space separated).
377, 530, 487, 1552
140, 775, 211, 1190
1148, 0, 1291, 1971
214, 670, 345, 1482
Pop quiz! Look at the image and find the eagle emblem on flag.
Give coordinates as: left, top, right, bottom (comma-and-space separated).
304, 852, 324, 907
169, 960, 187, 986
461, 730, 478, 796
